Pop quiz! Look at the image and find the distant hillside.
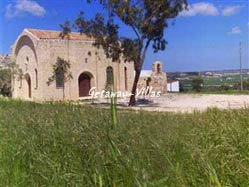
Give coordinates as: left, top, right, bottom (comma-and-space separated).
167, 69, 249, 80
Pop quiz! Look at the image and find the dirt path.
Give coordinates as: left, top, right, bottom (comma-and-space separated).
123, 94, 249, 113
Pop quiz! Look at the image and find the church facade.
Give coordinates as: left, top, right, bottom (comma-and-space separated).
11, 29, 134, 101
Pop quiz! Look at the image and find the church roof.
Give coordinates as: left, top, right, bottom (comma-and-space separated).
25, 29, 94, 41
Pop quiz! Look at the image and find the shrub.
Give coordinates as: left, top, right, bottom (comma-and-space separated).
242, 79, 249, 90
234, 79, 249, 90
0, 68, 11, 96
192, 76, 204, 92
220, 84, 230, 91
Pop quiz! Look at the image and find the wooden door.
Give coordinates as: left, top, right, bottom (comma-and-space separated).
78, 73, 91, 97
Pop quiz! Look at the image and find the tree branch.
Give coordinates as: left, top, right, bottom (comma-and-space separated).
134, 39, 151, 70
107, 6, 142, 45
142, 5, 161, 27
130, 24, 141, 41
141, 39, 151, 62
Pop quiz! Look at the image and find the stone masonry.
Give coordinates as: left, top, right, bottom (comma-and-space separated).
137, 61, 167, 94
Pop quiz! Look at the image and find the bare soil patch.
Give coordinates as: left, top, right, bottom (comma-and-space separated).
131, 93, 249, 113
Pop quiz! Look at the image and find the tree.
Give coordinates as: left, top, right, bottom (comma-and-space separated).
0, 69, 11, 96
242, 79, 249, 90
234, 79, 249, 90
62, 0, 187, 105
179, 81, 185, 92
9, 59, 23, 96
192, 76, 204, 92
47, 57, 73, 100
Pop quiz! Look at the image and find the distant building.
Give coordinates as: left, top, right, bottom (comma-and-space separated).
167, 80, 179, 92
205, 72, 213, 77
137, 61, 167, 94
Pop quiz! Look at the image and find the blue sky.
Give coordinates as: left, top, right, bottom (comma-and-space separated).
0, 0, 248, 72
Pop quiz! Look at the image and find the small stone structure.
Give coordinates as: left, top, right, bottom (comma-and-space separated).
138, 61, 167, 94
11, 29, 134, 101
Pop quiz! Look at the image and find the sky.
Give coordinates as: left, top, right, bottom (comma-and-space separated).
0, 0, 248, 72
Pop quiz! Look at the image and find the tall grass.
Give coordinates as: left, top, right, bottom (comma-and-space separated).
0, 99, 248, 186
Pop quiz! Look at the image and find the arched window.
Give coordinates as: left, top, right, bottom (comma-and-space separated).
157, 64, 161, 74
56, 70, 64, 88
124, 67, 128, 91
35, 69, 38, 89
106, 66, 114, 85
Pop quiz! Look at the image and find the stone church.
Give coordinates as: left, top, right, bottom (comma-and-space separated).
11, 29, 134, 101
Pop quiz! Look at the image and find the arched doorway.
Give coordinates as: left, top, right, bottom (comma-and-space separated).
25, 74, 31, 98
78, 72, 92, 97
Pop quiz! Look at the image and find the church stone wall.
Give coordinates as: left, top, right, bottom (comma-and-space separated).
12, 30, 134, 101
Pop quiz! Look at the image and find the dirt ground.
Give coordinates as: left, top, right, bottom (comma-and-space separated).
122, 93, 249, 113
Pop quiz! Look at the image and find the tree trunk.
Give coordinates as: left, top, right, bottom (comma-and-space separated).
128, 40, 150, 106
63, 86, 65, 101
129, 68, 141, 106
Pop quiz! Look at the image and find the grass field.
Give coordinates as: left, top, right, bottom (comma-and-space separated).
0, 99, 248, 187
204, 74, 249, 86
179, 74, 249, 92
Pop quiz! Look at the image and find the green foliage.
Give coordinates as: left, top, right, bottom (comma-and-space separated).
192, 76, 204, 92
59, 21, 72, 39
179, 73, 249, 93
204, 74, 249, 87
4, 59, 23, 96
47, 57, 73, 100
243, 79, 249, 90
47, 57, 72, 86
0, 69, 11, 96
234, 78, 249, 90
0, 99, 248, 186
220, 84, 230, 91
74, 0, 187, 63
9, 60, 23, 80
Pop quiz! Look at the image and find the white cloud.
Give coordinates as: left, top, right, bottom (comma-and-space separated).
228, 26, 241, 34
180, 2, 219, 17
222, 5, 243, 16
5, 0, 46, 18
